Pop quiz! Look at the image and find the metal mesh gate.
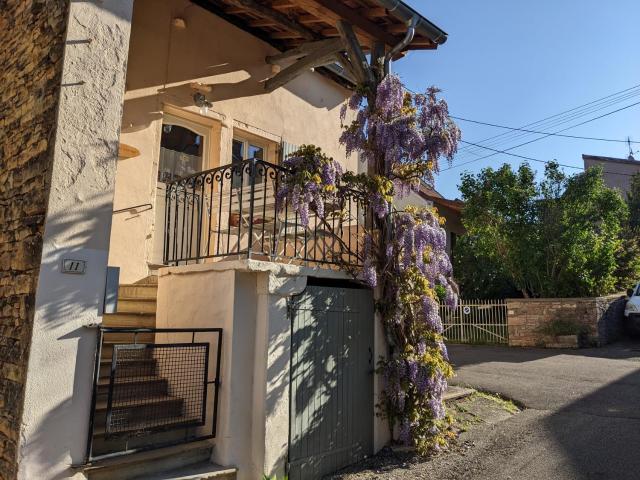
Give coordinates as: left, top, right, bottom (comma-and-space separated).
440, 299, 508, 344
106, 343, 209, 436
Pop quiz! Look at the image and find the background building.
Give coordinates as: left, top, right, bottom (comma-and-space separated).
583, 153, 640, 196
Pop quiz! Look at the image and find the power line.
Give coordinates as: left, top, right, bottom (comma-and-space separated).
455, 84, 640, 157
443, 140, 640, 178
447, 100, 640, 170
459, 89, 640, 151
451, 115, 640, 144
457, 90, 640, 160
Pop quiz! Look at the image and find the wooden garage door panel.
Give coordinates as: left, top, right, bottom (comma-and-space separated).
289, 285, 374, 480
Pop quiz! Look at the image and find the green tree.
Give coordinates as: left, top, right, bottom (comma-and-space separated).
615, 172, 640, 290
627, 172, 640, 230
455, 163, 628, 298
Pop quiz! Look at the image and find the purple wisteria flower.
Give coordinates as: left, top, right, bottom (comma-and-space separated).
321, 73, 462, 451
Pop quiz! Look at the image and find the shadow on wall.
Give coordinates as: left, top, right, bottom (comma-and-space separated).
543, 368, 640, 479
20, 325, 97, 480
36, 190, 115, 330
19, 186, 118, 476
123, 0, 346, 111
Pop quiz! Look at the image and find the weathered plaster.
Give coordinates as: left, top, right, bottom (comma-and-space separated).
17, 2, 134, 479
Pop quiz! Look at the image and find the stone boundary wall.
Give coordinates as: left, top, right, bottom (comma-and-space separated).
0, 1, 69, 478
507, 294, 626, 348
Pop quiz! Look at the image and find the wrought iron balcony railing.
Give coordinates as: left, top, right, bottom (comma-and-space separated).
162, 158, 369, 267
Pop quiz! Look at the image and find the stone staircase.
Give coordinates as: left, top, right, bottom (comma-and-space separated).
86, 276, 235, 480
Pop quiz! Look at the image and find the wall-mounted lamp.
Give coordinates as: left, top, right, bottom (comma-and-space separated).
172, 17, 187, 29
193, 92, 213, 116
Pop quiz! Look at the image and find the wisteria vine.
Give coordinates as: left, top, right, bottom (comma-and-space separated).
277, 74, 461, 453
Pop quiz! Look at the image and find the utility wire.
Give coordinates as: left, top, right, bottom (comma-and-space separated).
458, 90, 640, 159
443, 140, 639, 178
447, 100, 640, 170
451, 115, 640, 144
456, 84, 640, 156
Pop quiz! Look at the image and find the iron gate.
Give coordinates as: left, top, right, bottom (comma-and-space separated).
440, 299, 508, 344
289, 283, 374, 480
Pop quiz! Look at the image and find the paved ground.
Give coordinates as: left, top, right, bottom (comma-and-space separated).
332, 341, 640, 480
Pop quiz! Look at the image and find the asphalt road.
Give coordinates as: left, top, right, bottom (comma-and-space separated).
444, 342, 640, 480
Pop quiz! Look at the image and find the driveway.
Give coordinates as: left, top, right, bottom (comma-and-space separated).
444, 342, 640, 480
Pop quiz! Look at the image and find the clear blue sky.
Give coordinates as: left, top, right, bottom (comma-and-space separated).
393, 0, 640, 199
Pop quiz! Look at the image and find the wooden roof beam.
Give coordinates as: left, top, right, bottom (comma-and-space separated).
226, 0, 318, 41
292, 0, 400, 47
336, 20, 373, 84
271, 31, 304, 39
271, 0, 296, 9
298, 14, 327, 24
266, 38, 343, 64
265, 38, 346, 91
364, 6, 386, 18
225, 6, 247, 14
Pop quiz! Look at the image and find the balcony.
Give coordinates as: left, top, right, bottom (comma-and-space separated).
162, 158, 369, 268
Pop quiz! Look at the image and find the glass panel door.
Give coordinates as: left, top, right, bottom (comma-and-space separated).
158, 124, 204, 183
232, 138, 266, 187
152, 115, 210, 265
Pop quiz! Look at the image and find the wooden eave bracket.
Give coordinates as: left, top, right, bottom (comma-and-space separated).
264, 38, 346, 91
335, 20, 373, 85
266, 38, 343, 64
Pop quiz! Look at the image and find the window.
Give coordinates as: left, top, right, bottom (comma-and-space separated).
232, 138, 265, 163
158, 123, 204, 183
231, 136, 267, 187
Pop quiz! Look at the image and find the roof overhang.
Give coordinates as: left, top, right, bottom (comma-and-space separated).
190, 0, 447, 88
192, 0, 446, 52
418, 185, 464, 213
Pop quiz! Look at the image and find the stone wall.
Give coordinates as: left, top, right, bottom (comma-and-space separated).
596, 294, 627, 345
507, 294, 626, 347
0, 1, 70, 478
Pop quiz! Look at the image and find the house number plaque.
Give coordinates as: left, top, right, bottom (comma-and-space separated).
62, 259, 86, 274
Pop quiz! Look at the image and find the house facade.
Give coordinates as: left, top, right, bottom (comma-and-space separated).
583, 153, 640, 197
1, 1, 448, 479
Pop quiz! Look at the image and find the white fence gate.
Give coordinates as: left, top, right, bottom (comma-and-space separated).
440, 299, 508, 344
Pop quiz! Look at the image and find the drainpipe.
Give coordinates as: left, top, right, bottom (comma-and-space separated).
384, 15, 418, 74
370, 0, 448, 45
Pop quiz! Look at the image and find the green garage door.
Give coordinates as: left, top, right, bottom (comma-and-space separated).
289, 283, 374, 480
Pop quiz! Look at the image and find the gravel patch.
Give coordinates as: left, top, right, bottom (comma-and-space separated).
326, 392, 521, 480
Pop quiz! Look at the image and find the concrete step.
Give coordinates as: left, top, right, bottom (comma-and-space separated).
99, 357, 157, 377
90, 428, 189, 459
103, 313, 156, 328
133, 275, 158, 285
95, 394, 182, 412
443, 385, 475, 402
92, 413, 200, 436
100, 331, 155, 344
96, 376, 169, 400
119, 284, 158, 299
85, 441, 215, 480
137, 462, 237, 480
118, 297, 157, 314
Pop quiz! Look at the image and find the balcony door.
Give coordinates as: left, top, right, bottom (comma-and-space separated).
231, 136, 266, 188
151, 113, 212, 266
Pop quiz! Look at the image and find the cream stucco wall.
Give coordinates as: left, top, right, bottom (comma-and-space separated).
109, 0, 357, 283
18, 2, 134, 479
155, 260, 387, 479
